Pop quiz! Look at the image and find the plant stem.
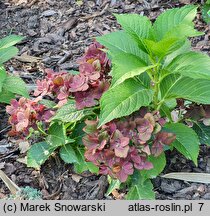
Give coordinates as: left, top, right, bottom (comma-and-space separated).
152, 67, 160, 110
152, 57, 163, 110
37, 125, 48, 136
153, 81, 159, 110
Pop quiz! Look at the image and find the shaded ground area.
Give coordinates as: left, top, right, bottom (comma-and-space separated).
0, 0, 210, 200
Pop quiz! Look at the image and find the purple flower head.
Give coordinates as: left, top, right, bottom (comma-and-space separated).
74, 90, 97, 110
6, 99, 19, 115
134, 156, 153, 170
69, 74, 89, 92
116, 119, 136, 139
151, 140, 164, 157
156, 131, 176, 145
92, 81, 110, 99
79, 62, 101, 82
16, 110, 30, 132
77, 41, 111, 76
114, 160, 134, 182
129, 147, 153, 171
110, 130, 130, 158
101, 121, 117, 135
135, 118, 154, 144
42, 110, 55, 122
34, 79, 51, 97
84, 149, 101, 165
83, 130, 109, 154
83, 119, 98, 134
6, 97, 55, 136
57, 86, 69, 101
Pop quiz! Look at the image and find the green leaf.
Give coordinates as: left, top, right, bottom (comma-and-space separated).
140, 153, 166, 180
202, 3, 210, 24
0, 35, 23, 49
96, 30, 149, 64
166, 51, 210, 81
193, 122, 210, 146
160, 74, 210, 104
153, 5, 198, 40
164, 123, 199, 165
51, 101, 93, 123
114, 13, 152, 52
0, 89, 15, 103
163, 23, 203, 40
111, 53, 156, 87
39, 99, 56, 108
27, 142, 57, 168
74, 147, 99, 174
164, 39, 191, 67
160, 103, 172, 121
144, 37, 185, 58
0, 47, 18, 65
135, 72, 151, 89
47, 122, 67, 147
70, 122, 86, 145
3, 75, 29, 98
67, 70, 80, 75
145, 23, 202, 58
98, 79, 153, 127
59, 144, 79, 164
0, 66, 7, 92
126, 171, 155, 200
159, 100, 176, 121
106, 177, 121, 196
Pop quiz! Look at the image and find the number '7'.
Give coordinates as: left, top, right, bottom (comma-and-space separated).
198, 203, 204, 211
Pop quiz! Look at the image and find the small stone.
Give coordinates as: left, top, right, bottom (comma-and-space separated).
160, 180, 182, 194
203, 193, 210, 200
4, 163, 16, 175
41, 10, 57, 17
28, 15, 39, 29
197, 185, 206, 194
27, 29, 37, 37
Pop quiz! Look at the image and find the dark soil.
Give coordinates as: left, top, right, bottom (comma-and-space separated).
0, 0, 210, 200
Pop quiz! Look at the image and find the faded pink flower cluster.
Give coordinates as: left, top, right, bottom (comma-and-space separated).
6, 97, 54, 136
34, 42, 110, 109
83, 111, 176, 182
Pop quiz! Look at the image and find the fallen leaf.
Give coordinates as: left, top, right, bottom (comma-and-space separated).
18, 141, 30, 154
162, 172, 210, 184
12, 0, 28, 5
15, 54, 41, 63
179, 0, 191, 4
16, 157, 27, 165
71, 174, 82, 183
112, 189, 124, 200
0, 170, 20, 195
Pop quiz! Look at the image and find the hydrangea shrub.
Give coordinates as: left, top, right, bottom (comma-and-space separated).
5, 5, 210, 200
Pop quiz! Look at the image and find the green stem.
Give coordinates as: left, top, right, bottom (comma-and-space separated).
153, 82, 159, 110
152, 57, 163, 110
156, 99, 164, 111
37, 124, 48, 136
152, 68, 160, 110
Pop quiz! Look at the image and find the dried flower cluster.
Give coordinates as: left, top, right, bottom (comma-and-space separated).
6, 97, 54, 136
34, 41, 110, 109
6, 41, 110, 137
83, 111, 176, 182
